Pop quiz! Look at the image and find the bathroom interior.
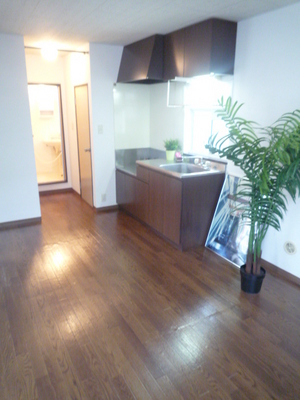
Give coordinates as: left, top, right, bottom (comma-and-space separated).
28, 83, 66, 184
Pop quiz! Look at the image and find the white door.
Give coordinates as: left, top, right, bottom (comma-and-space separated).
74, 85, 93, 207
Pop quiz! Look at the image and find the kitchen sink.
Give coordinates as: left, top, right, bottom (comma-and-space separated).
159, 162, 208, 174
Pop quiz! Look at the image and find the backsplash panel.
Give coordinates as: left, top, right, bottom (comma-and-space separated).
115, 148, 165, 168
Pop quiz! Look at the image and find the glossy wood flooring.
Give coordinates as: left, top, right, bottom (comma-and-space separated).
1, 192, 300, 399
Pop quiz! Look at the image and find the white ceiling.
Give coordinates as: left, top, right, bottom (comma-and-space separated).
0, 0, 299, 50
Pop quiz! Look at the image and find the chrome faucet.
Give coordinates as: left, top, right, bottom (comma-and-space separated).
194, 157, 210, 169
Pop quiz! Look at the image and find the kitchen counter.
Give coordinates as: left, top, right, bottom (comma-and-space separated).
115, 156, 226, 250
116, 157, 226, 179
116, 163, 137, 176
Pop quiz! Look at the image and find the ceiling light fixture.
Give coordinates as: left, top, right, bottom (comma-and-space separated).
41, 43, 58, 62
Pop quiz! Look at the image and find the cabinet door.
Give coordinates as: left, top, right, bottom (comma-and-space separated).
184, 20, 212, 77
184, 19, 237, 77
135, 179, 149, 223
163, 177, 182, 245
124, 173, 136, 215
136, 165, 149, 183
210, 19, 237, 75
116, 170, 149, 224
115, 170, 136, 215
116, 170, 126, 206
181, 173, 225, 249
148, 171, 165, 233
163, 29, 185, 81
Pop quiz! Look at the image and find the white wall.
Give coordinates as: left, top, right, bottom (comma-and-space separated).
89, 43, 123, 208
113, 82, 185, 152
150, 83, 184, 150
0, 34, 41, 223
114, 83, 150, 149
233, 3, 300, 277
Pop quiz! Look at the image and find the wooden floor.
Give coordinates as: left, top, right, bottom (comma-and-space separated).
1, 192, 300, 400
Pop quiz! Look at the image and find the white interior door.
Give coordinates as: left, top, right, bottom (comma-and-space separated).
75, 84, 93, 207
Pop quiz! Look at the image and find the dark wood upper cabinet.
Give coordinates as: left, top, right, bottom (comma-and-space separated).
210, 19, 237, 75
164, 18, 237, 80
184, 19, 213, 77
117, 35, 164, 83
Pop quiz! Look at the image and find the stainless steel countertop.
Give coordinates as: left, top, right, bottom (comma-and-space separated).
116, 158, 226, 179
115, 163, 137, 176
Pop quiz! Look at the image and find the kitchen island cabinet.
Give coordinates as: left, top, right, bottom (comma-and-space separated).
148, 170, 182, 245
116, 160, 225, 250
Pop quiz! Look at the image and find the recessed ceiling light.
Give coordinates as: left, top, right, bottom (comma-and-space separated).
41, 43, 58, 62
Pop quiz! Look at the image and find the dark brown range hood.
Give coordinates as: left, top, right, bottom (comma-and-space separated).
117, 19, 237, 84
117, 34, 164, 84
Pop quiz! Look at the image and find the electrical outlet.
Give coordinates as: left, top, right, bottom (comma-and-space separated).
101, 194, 106, 202
284, 241, 296, 255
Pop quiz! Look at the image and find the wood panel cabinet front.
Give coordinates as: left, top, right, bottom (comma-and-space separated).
184, 19, 237, 76
135, 179, 149, 223
163, 177, 182, 245
148, 170, 182, 245
116, 170, 148, 223
116, 170, 126, 206
181, 173, 225, 249
124, 173, 136, 215
163, 18, 237, 80
184, 19, 212, 77
148, 170, 165, 233
136, 165, 149, 183
117, 168, 225, 251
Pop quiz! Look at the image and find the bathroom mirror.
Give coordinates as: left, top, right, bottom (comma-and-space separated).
28, 83, 67, 185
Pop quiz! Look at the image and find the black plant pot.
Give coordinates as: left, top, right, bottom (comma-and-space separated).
240, 265, 266, 294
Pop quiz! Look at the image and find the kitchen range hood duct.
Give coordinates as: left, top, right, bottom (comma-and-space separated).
117, 34, 164, 84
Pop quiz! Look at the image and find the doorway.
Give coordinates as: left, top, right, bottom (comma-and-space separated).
28, 84, 67, 184
74, 84, 93, 207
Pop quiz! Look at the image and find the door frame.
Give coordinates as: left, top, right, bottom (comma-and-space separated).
74, 83, 94, 206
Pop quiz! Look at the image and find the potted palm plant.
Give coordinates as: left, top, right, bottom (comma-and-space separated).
206, 97, 300, 293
